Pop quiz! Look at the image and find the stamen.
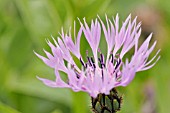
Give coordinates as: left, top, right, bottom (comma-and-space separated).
98, 52, 106, 69
85, 63, 88, 68
115, 59, 121, 69
75, 71, 80, 79
100, 53, 104, 63
98, 58, 101, 63
71, 64, 75, 69
116, 73, 118, 78
101, 69, 104, 80
91, 57, 94, 63
111, 54, 114, 63
93, 64, 96, 69
91, 57, 96, 69
87, 56, 92, 66
71, 64, 81, 79
98, 58, 102, 68
102, 63, 106, 68
80, 57, 85, 67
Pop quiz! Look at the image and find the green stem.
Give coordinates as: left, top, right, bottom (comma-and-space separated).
72, 92, 87, 113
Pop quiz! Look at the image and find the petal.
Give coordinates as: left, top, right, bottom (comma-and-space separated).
34, 51, 56, 68
37, 76, 69, 88
119, 63, 137, 86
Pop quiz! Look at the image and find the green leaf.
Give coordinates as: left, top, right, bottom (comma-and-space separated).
0, 102, 21, 113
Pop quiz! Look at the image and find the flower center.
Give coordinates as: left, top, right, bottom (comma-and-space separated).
79, 49, 122, 81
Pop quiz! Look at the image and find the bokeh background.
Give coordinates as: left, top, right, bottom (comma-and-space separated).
0, 0, 170, 113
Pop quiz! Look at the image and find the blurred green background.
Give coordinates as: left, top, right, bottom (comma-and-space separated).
0, 0, 170, 113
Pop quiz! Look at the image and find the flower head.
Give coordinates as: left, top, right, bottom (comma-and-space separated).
35, 14, 160, 98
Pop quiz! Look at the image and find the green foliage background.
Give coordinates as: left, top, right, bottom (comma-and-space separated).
0, 0, 170, 113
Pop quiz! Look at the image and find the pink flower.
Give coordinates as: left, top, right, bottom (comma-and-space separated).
35, 14, 160, 98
